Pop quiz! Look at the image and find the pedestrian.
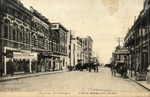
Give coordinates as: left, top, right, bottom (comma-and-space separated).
113, 66, 116, 77
120, 66, 124, 77
123, 66, 127, 78
111, 66, 114, 76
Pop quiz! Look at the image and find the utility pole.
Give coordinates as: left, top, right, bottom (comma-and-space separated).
115, 37, 123, 63
115, 37, 123, 47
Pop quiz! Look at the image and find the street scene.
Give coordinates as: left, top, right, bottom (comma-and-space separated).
0, 0, 150, 97
0, 68, 148, 93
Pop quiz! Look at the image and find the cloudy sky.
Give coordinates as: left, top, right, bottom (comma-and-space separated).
21, 0, 143, 64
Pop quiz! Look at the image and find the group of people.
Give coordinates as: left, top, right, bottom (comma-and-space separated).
75, 62, 99, 72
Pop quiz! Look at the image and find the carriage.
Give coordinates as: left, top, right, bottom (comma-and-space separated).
76, 62, 100, 72
112, 61, 127, 78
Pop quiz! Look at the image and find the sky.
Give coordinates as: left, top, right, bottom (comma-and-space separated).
21, 0, 144, 64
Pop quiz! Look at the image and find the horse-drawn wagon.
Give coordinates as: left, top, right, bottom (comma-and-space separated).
76, 62, 100, 72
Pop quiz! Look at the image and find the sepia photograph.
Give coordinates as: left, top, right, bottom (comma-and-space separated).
0, 0, 150, 97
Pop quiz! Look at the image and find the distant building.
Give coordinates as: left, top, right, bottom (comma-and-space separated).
30, 6, 51, 72
70, 35, 82, 67
112, 46, 129, 63
51, 23, 69, 70
68, 32, 93, 69
81, 36, 93, 64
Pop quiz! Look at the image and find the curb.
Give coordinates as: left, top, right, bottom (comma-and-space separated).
128, 77, 150, 92
0, 70, 68, 82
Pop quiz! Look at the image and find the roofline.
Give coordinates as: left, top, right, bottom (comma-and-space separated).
51, 23, 69, 32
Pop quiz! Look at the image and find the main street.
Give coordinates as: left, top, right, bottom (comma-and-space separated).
0, 68, 149, 95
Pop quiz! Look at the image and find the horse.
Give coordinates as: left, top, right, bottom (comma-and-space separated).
88, 62, 99, 72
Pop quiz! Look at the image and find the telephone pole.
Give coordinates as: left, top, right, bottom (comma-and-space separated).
115, 37, 123, 47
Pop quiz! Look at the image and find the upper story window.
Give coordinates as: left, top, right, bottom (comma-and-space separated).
26, 29, 30, 44
3, 19, 10, 39
49, 41, 52, 51
45, 39, 49, 51
32, 34, 37, 48
20, 26, 24, 42
38, 36, 44, 49
12, 23, 18, 41
31, 21, 36, 28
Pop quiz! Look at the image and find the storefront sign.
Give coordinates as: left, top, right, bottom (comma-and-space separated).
13, 52, 37, 60
142, 50, 148, 53
115, 50, 130, 55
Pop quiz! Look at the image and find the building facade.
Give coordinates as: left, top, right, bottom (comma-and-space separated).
51, 23, 69, 70
124, 0, 150, 77
0, 0, 33, 74
30, 6, 51, 72
70, 36, 83, 68
0, 0, 94, 75
68, 31, 93, 69
0, 0, 70, 75
81, 36, 93, 64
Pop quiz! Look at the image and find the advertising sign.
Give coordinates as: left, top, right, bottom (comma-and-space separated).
13, 52, 37, 60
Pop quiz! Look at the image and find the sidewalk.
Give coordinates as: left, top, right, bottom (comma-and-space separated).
127, 74, 150, 91
0, 70, 68, 82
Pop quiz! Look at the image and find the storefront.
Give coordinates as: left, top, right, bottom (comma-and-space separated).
60, 56, 68, 70
4, 48, 37, 75
53, 57, 60, 71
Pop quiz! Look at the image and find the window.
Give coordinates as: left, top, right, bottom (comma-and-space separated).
53, 43, 56, 52
17, 29, 20, 42
20, 26, 24, 42
12, 23, 18, 41
49, 41, 52, 51
32, 34, 37, 47
3, 19, 10, 39
26, 29, 30, 44
28, 33, 31, 44
38, 37, 44, 49
45, 39, 49, 50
